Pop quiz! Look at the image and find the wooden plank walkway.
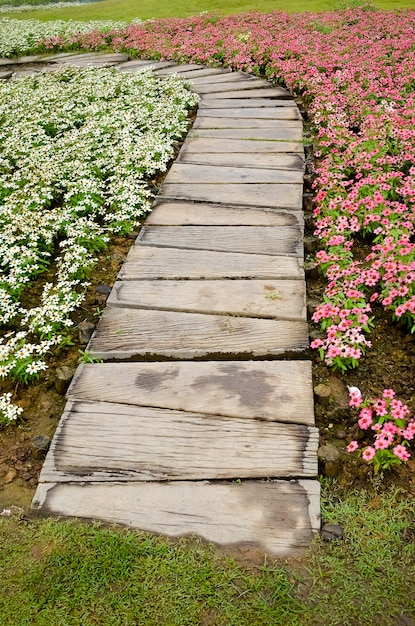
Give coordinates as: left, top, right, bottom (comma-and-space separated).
31, 55, 320, 557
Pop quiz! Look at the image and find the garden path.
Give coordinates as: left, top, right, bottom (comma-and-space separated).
29, 53, 320, 557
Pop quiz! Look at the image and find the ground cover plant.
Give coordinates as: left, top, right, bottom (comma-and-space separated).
0, 17, 132, 56
0, 482, 414, 625
0, 64, 197, 425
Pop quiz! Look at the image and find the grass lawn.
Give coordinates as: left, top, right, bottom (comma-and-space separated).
3, 0, 415, 22
1, 482, 414, 625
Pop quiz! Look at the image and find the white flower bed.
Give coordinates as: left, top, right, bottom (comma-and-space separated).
0, 4, 90, 15
0, 18, 129, 57
0, 64, 198, 424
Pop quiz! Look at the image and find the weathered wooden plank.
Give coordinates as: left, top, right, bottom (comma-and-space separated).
160, 183, 303, 210
199, 98, 297, 108
138, 225, 303, 256
118, 60, 177, 71
118, 246, 303, 280
154, 63, 207, 75
193, 117, 302, 129
181, 138, 304, 154
32, 480, 320, 556
191, 80, 269, 94
88, 307, 309, 359
201, 88, 291, 100
197, 107, 301, 120
38, 399, 318, 480
188, 127, 302, 141
68, 361, 315, 425
165, 163, 303, 184
188, 72, 253, 84
58, 53, 129, 63
147, 201, 303, 226
107, 279, 306, 320
177, 151, 304, 170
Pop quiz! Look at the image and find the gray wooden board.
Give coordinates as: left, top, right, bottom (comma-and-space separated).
38, 399, 318, 480
177, 151, 305, 170
68, 360, 315, 426
188, 126, 303, 141
197, 107, 301, 119
118, 246, 303, 280
58, 53, 129, 63
199, 98, 297, 108
201, 88, 291, 99
154, 63, 207, 74
193, 117, 302, 129
118, 60, 176, 70
165, 163, 303, 184
188, 72, 254, 84
181, 138, 303, 154
88, 307, 309, 359
147, 201, 303, 225
157, 67, 229, 78
138, 225, 303, 257
107, 279, 306, 321
32, 480, 320, 556
188, 127, 303, 141
160, 183, 303, 210
191, 80, 270, 94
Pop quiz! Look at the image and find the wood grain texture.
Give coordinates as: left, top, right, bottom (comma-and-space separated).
177, 151, 304, 170
68, 361, 315, 425
118, 60, 177, 71
118, 246, 303, 280
88, 307, 309, 359
189, 72, 251, 84
193, 116, 302, 129
107, 279, 306, 320
39, 399, 318, 480
146, 201, 303, 225
154, 64, 211, 75
201, 88, 291, 100
188, 127, 302, 141
137, 225, 303, 256
191, 80, 270, 94
160, 183, 303, 209
165, 163, 303, 184
199, 98, 297, 108
198, 107, 301, 120
180, 138, 304, 154
31, 480, 320, 557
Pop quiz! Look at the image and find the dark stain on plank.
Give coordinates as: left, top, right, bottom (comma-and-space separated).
191, 363, 275, 410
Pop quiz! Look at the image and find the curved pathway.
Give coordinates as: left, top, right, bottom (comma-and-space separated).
28, 53, 320, 557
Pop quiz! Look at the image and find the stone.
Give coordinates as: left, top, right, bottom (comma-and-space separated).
32, 435, 51, 459
314, 383, 331, 406
55, 365, 75, 395
3, 469, 17, 484
96, 285, 112, 305
321, 523, 344, 541
78, 321, 95, 345
336, 429, 347, 440
318, 444, 342, 478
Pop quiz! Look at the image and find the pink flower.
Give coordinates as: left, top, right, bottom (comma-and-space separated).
362, 447, 376, 462
358, 408, 373, 430
347, 440, 359, 453
393, 445, 411, 462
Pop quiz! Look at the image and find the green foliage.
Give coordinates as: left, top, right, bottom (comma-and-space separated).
0, 486, 414, 624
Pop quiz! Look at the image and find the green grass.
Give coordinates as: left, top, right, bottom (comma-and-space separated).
1, 484, 414, 625
3, 0, 415, 22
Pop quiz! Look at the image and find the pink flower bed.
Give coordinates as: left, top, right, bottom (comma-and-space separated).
41, 9, 415, 370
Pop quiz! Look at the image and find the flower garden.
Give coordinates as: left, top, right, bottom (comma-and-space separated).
0, 60, 197, 429
1, 9, 415, 483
